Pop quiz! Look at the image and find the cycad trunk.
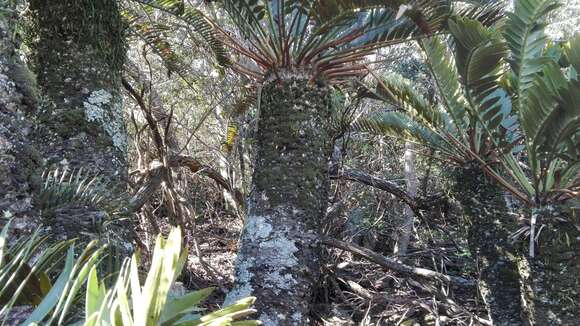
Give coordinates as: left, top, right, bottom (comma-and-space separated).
28, 0, 127, 181
452, 163, 525, 326
519, 207, 580, 325
226, 73, 333, 325
27, 0, 129, 241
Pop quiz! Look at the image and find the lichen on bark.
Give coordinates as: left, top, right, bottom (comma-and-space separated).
0, 10, 42, 223
226, 72, 334, 325
27, 0, 127, 178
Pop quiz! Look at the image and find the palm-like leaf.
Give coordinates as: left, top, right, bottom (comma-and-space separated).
363, 73, 441, 127
352, 111, 458, 157
211, 0, 453, 81
420, 37, 470, 139
130, 0, 232, 68
504, 0, 560, 100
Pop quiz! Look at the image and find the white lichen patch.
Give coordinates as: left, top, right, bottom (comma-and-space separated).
224, 257, 255, 305
243, 215, 273, 240
291, 311, 303, 323
258, 312, 284, 326
83, 89, 127, 152
258, 235, 299, 266
264, 269, 297, 293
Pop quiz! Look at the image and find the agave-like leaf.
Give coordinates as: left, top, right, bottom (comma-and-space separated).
23, 247, 75, 325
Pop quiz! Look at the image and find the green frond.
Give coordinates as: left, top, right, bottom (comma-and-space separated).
210, 1, 454, 80
420, 37, 470, 137
222, 85, 258, 153
351, 111, 448, 152
0, 226, 60, 310
180, 7, 232, 68
504, 0, 560, 98
366, 73, 445, 129
37, 169, 128, 220
450, 0, 505, 26
448, 17, 517, 147
124, 11, 188, 75
132, 0, 231, 68
564, 33, 580, 73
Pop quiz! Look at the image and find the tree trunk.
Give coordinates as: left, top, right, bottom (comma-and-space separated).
394, 142, 417, 257
225, 72, 333, 325
28, 0, 127, 181
0, 3, 42, 224
451, 163, 525, 326
26, 0, 129, 242
518, 206, 580, 325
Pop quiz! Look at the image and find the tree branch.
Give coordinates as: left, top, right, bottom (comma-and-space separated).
329, 166, 446, 211
321, 236, 474, 287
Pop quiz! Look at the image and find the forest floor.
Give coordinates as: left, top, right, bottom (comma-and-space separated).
136, 203, 489, 326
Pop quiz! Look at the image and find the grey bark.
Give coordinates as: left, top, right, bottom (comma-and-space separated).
28, 0, 127, 182
24, 0, 130, 244
451, 163, 525, 326
394, 142, 417, 257
226, 72, 334, 325
0, 3, 42, 224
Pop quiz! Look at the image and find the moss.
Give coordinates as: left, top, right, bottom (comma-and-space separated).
449, 163, 525, 325
252, 75, 333, 226
24, 0, 127, 167
522, 207, 580, 325
26, 0, 126, 73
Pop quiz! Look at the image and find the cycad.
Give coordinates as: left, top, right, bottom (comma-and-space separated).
195, 1, 454, 322
129, 0, 506, 321
355, 1, 580, 323
357, 5, 579, 210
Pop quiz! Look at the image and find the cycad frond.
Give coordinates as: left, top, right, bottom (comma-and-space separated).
37, 169, 128, 220
564, 33, 580, 73
363, 73, 444, 129
213, 0, 453, 81
124, 11, 189, 75
131, 0, 231, 68
450, 0, 505, 26
222, 85, 258, 153
420, 37, 470, 138
448, 17, 519, 148
352, 112, 437, 144
504, 0, 560, 99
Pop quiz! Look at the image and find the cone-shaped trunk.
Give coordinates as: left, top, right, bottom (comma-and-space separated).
452, 163, 525, 326
226, 74, 333, 325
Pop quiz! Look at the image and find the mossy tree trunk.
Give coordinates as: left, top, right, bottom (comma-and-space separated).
0, 2, 42, 223
28, 0, 127, 180
451, 163, 525, 326
25, 0, 130, 242
519, 207, 580, 325
225, 72, 334, 325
